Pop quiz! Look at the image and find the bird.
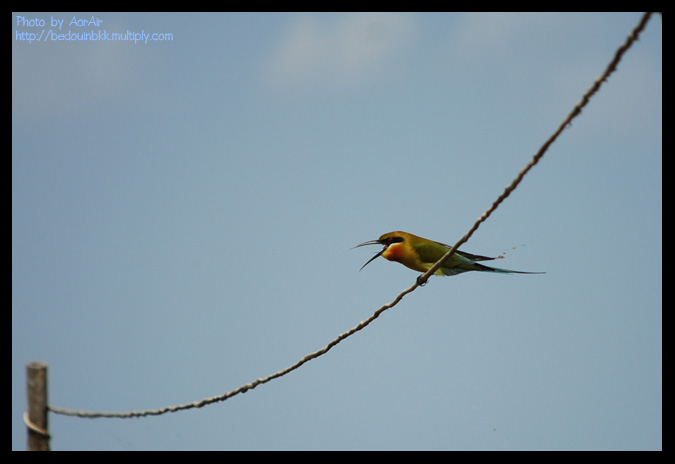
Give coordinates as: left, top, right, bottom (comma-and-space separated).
352, 231, 544, 277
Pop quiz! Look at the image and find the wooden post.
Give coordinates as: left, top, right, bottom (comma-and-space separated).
26, 362, 50, 451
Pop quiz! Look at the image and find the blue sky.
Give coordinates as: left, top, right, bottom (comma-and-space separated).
12, 12, 661, 450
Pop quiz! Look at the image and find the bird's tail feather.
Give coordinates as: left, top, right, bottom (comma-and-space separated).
440, 262, 545, 276
474, 263, 545, 274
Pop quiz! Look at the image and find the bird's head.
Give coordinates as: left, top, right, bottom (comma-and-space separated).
351, 232, 407, 271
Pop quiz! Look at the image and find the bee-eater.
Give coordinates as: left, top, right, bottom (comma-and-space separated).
353, 231, 544, 277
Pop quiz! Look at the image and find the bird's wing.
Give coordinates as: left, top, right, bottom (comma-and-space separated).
431, 240, 496, 262
455, 250, 496, 262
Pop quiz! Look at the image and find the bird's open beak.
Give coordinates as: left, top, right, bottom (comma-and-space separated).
351, 239, 382, 249
351, 239, 385, 271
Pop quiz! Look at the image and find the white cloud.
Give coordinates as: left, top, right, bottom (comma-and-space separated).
264, 13, 416, 91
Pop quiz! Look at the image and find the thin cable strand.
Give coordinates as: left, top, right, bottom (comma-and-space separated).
47, 12, 654, 419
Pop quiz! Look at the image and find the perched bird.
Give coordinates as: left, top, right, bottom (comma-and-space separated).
352, 231, 544, 277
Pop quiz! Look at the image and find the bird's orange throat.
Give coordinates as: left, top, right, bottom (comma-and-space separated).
382, 243, 404, 262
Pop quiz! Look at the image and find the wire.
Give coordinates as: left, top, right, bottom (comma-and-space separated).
23, 412, 50, 438
48, 11, 655, 420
